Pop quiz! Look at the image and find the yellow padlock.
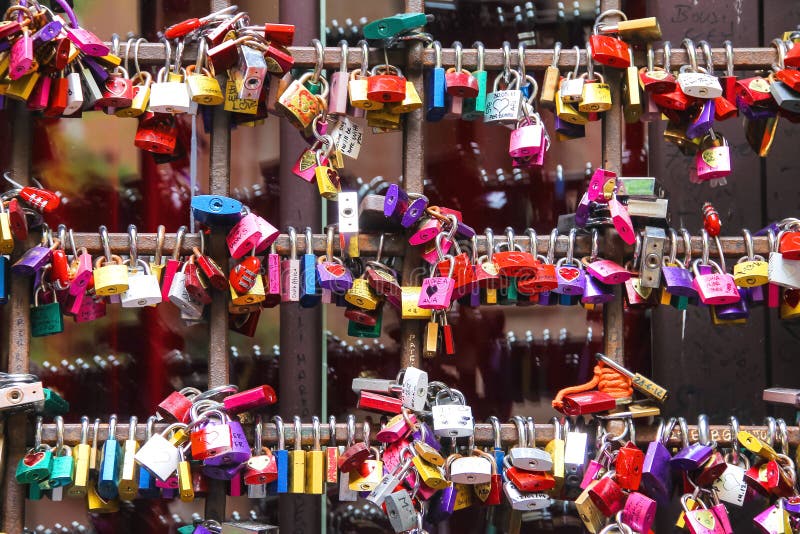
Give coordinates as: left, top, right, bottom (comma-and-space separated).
348, 68, 383, 110
229, 275, 266, 305
348, 447, 383, 491
578, 73, 612, 112
0, 200, 14, 254
305, 416, 325, 494
344, 278, 379, 310
116, 71, 151, 118
315, 160, 341, 201
5, 71, 39, 101
545, 418, 565, 493
87, 481, 120, 513
387, 81, 423, 114
555, 89, 588, 125
94, 255, 129, 296
289, 416, 306, 494
401, 286, 433, 319
366, 108, 402, 128
223, 79, 258, 115
276, 72, 326, 130
780, 289, 800, 320
575, 482, 605, 533
185, 64, 224, 105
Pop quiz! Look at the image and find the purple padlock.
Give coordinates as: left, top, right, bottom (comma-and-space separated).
384, 184, 409, 221
749, 284, 765, 304
736, 95, 776, 120
576, 193, 591, 227
714, 288, 750, 320
401, 196, 430, 228
202, 462, 245, 480
12, 244, 54, 276
160, 487, 177, 499
204, 420, 251, 466
193, 526, 216, 534
316, 258, 353, 292
32, 20, 63, 46
641, 441, 673, 503
670, 416, 713, 471
686, 99, 715, 139
553, 259, 586, 295
585, 259, 631, 285
582, 275, 615, 304
411, 423, 441, 452
226, 213, 263, 259
81, 56, 110, 83
554, 116, 586, 138
662, 264, 698, 298
538, 290, 557, 306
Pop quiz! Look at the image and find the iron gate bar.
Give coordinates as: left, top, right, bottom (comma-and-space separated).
36, 422, 800, 448
123, 42, 782, 71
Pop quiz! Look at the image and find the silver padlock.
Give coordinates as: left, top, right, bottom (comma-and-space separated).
640, 226, 666, 288
503, 481, 551, 510
232, 45, 268, 101
385, 489, 418, 533
149, 67, 193, 114
367, 456, 413, 506
484, 70, 523, 124
560, 72, 585, 103
431, 388, 474, 438
221, 522, 279, 534
351, 378, 399, 395
563, 419, 588, 490
168, 263, 205, 316
712, 417, 749, 507
133, 423, 186, 481
449, 453, 492, 485
768, 252, 800, 289
507, 416, 553, 472
676, 39, 722, 99
64, 71, 85, 115
399, 366, 428, 411
121, 259, 163, 308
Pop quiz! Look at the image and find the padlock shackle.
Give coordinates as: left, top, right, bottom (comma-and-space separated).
472, 40, 485, 71
509, 415, 526, 447
681, 38, 698, 72
517, 42, 526, 82
697, 40, 714, 74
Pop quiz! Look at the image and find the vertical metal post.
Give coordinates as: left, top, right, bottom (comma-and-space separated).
2, 103, 32, 534
278, 1, 322, 532
598, 0, 626, 367
400, 0, 425, 369
204, 0, 233, 522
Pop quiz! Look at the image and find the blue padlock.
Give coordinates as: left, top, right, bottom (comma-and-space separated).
299, 228, 321, 308
191, 195, 244, 226
426, 41, 447, 122
0, 255, 9, 304
97, 414, 121, 500
266, 416, 289, 494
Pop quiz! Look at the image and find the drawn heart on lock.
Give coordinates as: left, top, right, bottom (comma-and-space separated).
23, 451, 45, 466
426, 284, 439, 298
692, 510, 717, 530
201, 429, 220, 444
327, 168, 341, 189
702, 150, 719, 167
325, 264, 346, 277
492, 95, 510, 115
558, 267, 579, 282
785, 289, 800, 308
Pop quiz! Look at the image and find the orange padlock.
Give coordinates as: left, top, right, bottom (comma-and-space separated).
367, 65, 407, 103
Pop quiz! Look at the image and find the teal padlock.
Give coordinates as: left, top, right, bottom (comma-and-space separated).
463, 41, 488, 120
98, 414, 122, 500
363, 13, 429, 40
176, 525, 195, 534
30, 285, 63, 337
50, 446, 75, 488
39, 388, 70, 416
347, 308, 383, 338
498, 278, 518, 305
16, 447, 53, 484
28, 480, 44, 500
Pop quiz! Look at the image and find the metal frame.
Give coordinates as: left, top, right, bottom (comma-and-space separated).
0, 0, 795, 530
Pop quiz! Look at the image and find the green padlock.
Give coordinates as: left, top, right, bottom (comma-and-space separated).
363, 13, 429, 40
39, 388, 69, 416
30, 286, 63, 338
98, 414, 122, 500
347, 309, 383, 338
28, 480, 44, 500
49, 416, 75, 488
498, 278, 518, 305
16, 446, 53, 484
463, 42, 488, 120
177, 525, 196, 534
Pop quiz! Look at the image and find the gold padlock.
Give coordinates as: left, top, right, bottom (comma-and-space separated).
276, 71, 326, 130
387, 81, 422, 114
229, 276, 266, 306
94, 255, 129, 296
575, 482, 605, 533
87, 481, 120, 513
315, 160, 341, 201
344, 278, 379, 310
116, 71, 151, 118
348, 447, 383, 491
185, 64, 224, 105
555, 89, 588, 125
223, 79, 258, 115
305, 417, 325, 495
401, 286, 433, 319
578, 73, 612, 112
780, 288, 800, 320
348, 68, 383, 110
366, 108, 402, 129
453, 483, 475, 510
5, 71, 39, 101
0, 200, 13, 254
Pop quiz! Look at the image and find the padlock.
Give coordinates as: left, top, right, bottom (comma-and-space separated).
484, 70, 523, 124
348, 446, 384, 491
692, 259, 740, 305
12, 236, 59, 277
117, 416, 139, 501
463, 41, 488, 119
230, 250, 261, 295
450, 450, 492, 485
134, 112, 178, 154
687, 99, 715, 139
315, 152, 342, 201
589, 30, 630, 68
97, 414, 122, 500
576, 482, 606, 533
49, 442, 74, 489
507, 415, 553, 472
641, 417, 675, 503
121, 259, 162, 307
503, 480, 551, 511
232, 44, 267, 101
431, 389, 474, 438
671, 417, 713, 471
579, 73, 612, 112
185, 64, 224, 105
276, 72, 326, 131
367, 64, 407, 103
304, 417, 325, 495
623, 491, 657, 533
509, 115, 544, 158
444, 43, 479, 99
560, 70, 586, 103
695, 132, 732, 181
753, 502, 791, 534
148, 67, 192, 114
376, 412, 417, 443
190, 410, 236, 462
682, 494, 727, 534
349, 68, 383, 111
554, 257, 586, 296
587, 471, 625, 516
615, 441, 645, 491
504, 456, 555, 492
134, 423, 188, 482
30, 285, 63, 338
419, 255, 455, 310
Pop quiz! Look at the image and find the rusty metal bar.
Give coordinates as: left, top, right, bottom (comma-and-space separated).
399, 0, 426, 370
124, 42, 780, 71
3, 102, 32, 534
36, 422, 796, 448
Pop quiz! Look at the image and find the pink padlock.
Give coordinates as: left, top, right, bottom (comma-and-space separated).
691, 260, 741, 305
63, 25, 109, 57
585, 259, 631, 284
253, 216, 280, 254
695, 133, 731, 181
588, 168, 616, 202
74, 295, 107, 323
409, 218, 442, 246
418, 257, 455, 310
65, 290, 86, 316
9, 30, 34, 80
265, 250, 281, 297
609, 196, 636, 245
27, 76, 51, 110
69, 250, 94, 297
292, 147, 328, 183
580, 459, 606, 489
622, 491, 657, 533
227, 213, 263, 259
376, 412, 417, 443
508, 116, 543, 158
529, 128, 549, 168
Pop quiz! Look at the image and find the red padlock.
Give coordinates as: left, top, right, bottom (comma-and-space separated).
97, 68, 134, 108
6, 199, 27, 240
713, 96, 738, 120
744, 459, 781, 497
367, 65, 407, 103
192, 246, 227, 291
735, 76, 773, 106
560, 390, 617, 416
134, 113, 178, 154
157, 387, 200, 422
505, 465, 556, 493
438, 251, 477, 298
264, 23, 295, 46
652, 86, 693, 110
614, 442, 645, 491
183, 256, 211, 304
51, 248, 70, 289
357, 391, 403, 414
230, 252, 262, 295
589, 34, 630, 68
587, 473, 626, 516
695, 450, 728, 486
778, 229, 800, 260
44, 75, 69, 118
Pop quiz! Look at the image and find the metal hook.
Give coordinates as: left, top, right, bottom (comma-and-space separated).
473, 41, 485, 72
173, 225, 186, 260
517, 42, 526, 81
346, 414, 356, 448
311, 38, 324, 83
124, 37, 135, 74
662, 41, 671, 73
127, 224, 138, 266
723, 40, 734, 77
133, 37, 147, 75
682, 38, 698, 72
98, 225, 112, 262
329, 415, 337, 447
551, 41, 561, 68
174, 38, 185, 73
680, 228, 693, 267
35, 415, 43, 449
502, 41, 511, 82
195, 37, 206, 71
526, 228, 538, 256
728, 416, 740, 464
646, 43, 655, 72
585, 41, 594, 80
571, 45, 581, 78
154, 224, 165, 264
453, 41, 463, 73
359, 40, 370, 73
55, 415, 64, 453
698, 40, 713, 74
590, 228, 599, 261
772, 38, 787, 71
548, 228, 558, 264
700, 228, 710, 265
339, 40, 348, 73
376, 232, 385, 263
160, 35, 172, 74
304, 227, 313, 254
272, 415, 285, 451
287, 226, 297, 259
68, 228, 77, 258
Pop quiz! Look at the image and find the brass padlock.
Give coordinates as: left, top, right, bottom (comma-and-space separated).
555, 89, 588, 125
387, 81, 422, 114
344, 278, 380, 310
94, 255, 129, 296
185, 65, 224, 105
579, 73, 612, 112
315, 150, 341, 201
349, 68, 383, 110
229, 275, 266, 306
276, 71, 328, 131
366, 109, 402, 129
115, 71, 151, 118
